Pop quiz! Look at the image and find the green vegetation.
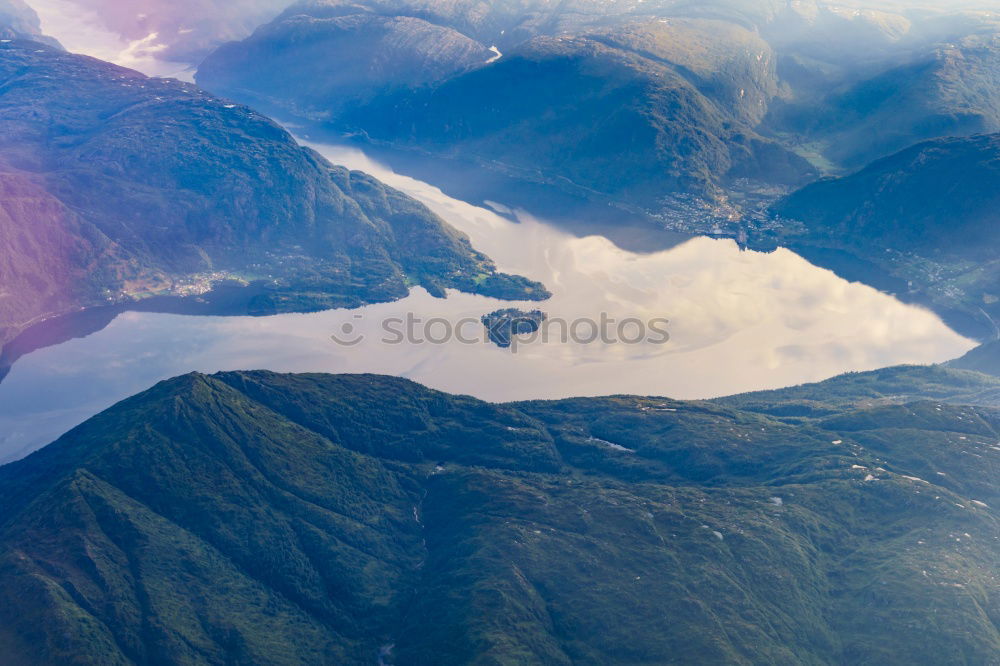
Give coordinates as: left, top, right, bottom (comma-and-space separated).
0, 368, 996, 664
481, 308, 547, 348
718, 364, 1000, 418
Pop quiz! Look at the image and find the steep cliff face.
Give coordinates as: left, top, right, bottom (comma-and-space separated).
0, 369, 996, 663
0, 40, 545, 351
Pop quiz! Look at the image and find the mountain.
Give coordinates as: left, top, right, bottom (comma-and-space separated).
0, 368, 997, 663
717, 363, 1000, 422
0, 40, 545, 354
773, 132, 1000, 331
0, 0, 58, 45
199, 10, 494, 120
224, 0, 784, 45
767, 12, 1000, 169
949, 339, 1000, 378
195, 0, 1000, 219
332, 29, 815, 210
197, 2, 818, 217
777, 133, 1000, 256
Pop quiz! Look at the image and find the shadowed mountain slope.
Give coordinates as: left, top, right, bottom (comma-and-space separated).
777, 134, 1000, 257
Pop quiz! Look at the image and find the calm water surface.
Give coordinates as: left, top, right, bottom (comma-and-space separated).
0, 141, 976, 462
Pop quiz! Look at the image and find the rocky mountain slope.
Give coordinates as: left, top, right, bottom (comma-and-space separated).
0, 368, 996, 664
0, 40, 545, 354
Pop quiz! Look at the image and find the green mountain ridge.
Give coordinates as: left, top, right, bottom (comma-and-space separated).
0, 368, 996, 664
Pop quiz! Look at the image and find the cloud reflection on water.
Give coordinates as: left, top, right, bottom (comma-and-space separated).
0, 142, 976, 462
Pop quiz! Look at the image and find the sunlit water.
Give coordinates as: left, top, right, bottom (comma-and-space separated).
0, 140, 976, 463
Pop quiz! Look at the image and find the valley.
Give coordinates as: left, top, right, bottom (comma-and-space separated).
1, 1, 999, 664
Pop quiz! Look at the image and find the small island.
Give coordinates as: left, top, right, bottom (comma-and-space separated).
481, 308, 548, 348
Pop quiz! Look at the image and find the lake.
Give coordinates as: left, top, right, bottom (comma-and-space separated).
0, 140, 976, 463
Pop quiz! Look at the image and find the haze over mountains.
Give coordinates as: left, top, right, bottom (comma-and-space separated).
0, 369, 996, 664
27, 0, 291, 63
196, 0, 1000, 220
767, 3, 1000, 169
0, 0, 55, 44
